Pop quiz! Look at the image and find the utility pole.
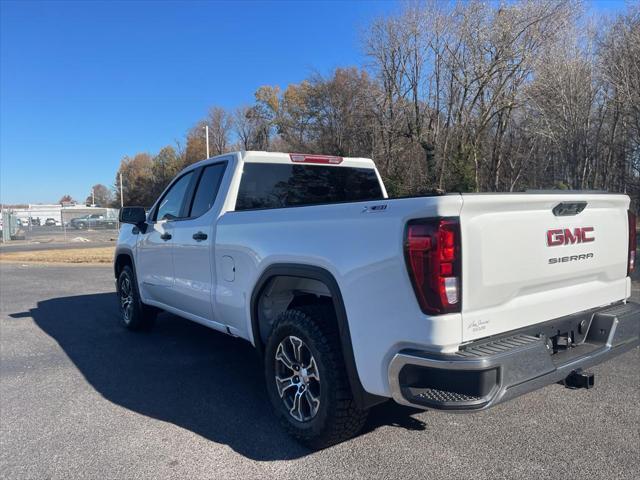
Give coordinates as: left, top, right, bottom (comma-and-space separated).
92, 188, 95, 206
204, 124, 210, 159
120, 173, 124, 207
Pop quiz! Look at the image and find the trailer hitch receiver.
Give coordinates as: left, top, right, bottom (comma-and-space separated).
564, 369, 595, 389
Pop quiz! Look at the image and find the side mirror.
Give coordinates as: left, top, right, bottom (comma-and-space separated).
119, 207, 146, 226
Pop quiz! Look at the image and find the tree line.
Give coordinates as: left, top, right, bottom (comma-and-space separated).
97, 0, 638, 208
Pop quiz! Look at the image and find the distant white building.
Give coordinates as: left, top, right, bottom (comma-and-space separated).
11, 203, 109, 224
13, 204, 62, 223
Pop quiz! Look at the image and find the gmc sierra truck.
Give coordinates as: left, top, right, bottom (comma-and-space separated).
115, 151, 639, 449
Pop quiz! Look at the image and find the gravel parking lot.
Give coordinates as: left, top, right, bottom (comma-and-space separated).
1, 262, 638, 479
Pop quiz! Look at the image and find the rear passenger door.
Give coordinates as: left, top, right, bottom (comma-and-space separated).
170, 161, 228, 321
89, 214, 102, 228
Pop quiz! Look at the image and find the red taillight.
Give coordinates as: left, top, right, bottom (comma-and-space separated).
404, 218, 461, 315
628, 210, 636, 276
290, 153, 343, 165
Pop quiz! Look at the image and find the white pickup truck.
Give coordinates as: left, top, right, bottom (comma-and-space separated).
115, 151, 639, 448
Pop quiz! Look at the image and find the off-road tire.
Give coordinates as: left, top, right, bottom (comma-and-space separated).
117, 265, 156, 330
264, 305, 369, 449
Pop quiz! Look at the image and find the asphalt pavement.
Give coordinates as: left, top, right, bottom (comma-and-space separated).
0, 262, 638, 479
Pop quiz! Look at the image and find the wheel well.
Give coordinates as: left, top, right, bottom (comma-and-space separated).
114, 253, 133, 278
251, 265, 387, 410
255, 275, 335, 346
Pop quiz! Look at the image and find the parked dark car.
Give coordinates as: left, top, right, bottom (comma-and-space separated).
69, 214, 117, 230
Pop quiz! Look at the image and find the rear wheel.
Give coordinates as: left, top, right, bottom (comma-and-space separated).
117, 265, 156, 330
264, 305, 369, 449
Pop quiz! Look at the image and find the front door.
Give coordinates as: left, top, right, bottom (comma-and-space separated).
137, 219, 174, 303
136, 170, 195, 305
171, 162, 227, 320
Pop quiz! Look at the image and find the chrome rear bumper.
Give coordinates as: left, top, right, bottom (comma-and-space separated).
388, 301, 640, 411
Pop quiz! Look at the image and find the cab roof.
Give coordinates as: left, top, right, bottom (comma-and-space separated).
240, 151, 377, 169
183, 151, 378, 175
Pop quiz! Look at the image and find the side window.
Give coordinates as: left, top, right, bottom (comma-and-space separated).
155, 172, 194, 221
189, 163, 227, 217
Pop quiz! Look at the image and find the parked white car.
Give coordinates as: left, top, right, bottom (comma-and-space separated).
115, 151, 639, 448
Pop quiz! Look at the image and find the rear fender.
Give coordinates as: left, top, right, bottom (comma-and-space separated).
251, 263, 386, 409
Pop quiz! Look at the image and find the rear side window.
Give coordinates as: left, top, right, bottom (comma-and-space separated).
235, 163, 383, 211
189, 163, 227, 217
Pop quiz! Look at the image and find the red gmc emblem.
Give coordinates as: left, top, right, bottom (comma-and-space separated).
547, 227, 595, 246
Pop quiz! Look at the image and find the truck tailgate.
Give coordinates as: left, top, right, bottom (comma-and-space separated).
459, 194, 630, 342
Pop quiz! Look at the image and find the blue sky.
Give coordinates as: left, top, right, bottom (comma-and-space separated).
0, 0, 628, 204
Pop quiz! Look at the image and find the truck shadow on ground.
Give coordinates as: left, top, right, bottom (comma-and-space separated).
10, 293, 426, 461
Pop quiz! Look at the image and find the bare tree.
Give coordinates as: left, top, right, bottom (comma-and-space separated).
85, 184, 113, 206
206, 107, 232, 156
233, 106, 255, 150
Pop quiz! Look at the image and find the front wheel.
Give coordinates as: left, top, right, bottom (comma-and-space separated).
117, 265, 156, 330
264, 305, 369, 449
